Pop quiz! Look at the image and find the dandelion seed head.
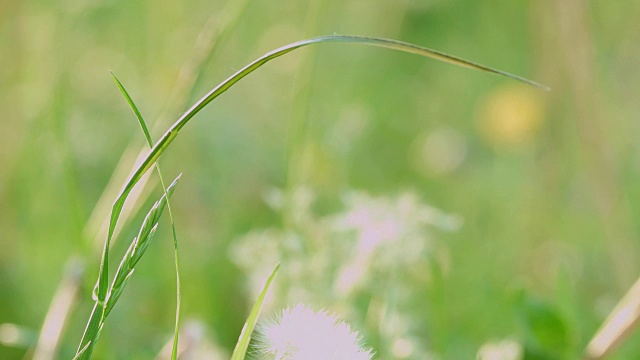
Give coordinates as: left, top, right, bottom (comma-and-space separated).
255, 304, 373, 360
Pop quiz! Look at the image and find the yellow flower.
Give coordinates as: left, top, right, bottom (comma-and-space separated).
476, 84, 545, 148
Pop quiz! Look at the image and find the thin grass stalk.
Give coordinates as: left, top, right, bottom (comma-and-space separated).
109, 72, 183, 360
66, 5, 246, 358
33, 4, 245, 359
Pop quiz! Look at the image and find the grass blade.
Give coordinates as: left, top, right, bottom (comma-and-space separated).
109, 72, 183, 360
107, 35, 549, 251
110, 72, 153, 144
75, 175, 180, 359
231, 263, 280, 360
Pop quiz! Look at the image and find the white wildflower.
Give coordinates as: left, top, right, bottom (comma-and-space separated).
254, 304, 373, 360
331, 191, 460, 295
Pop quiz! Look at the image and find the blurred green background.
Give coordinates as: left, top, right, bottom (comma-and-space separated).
1, 0, 640, 359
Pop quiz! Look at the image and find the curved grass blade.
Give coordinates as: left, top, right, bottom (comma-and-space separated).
80, 33, 548, 360
105, 35, 549, 260
110, 72, 183, 360
93, 35, 549, 350
231, 263, 280, 360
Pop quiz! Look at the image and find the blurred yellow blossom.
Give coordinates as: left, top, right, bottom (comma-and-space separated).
475, 84, 546, 148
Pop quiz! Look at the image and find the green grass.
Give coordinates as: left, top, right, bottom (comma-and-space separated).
110, 72, 183, 360
76, 35, 545, 359
230, 263, 279, 360
2, 2, 640, 359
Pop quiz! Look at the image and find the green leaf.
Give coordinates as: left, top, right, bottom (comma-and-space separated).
514, 292, 570, 357
230, 263, 280, 360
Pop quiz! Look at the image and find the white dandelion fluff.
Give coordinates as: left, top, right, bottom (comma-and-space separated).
254, 304, 373, 360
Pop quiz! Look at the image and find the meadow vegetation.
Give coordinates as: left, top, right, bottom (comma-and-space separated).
1, 1, 639, 359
